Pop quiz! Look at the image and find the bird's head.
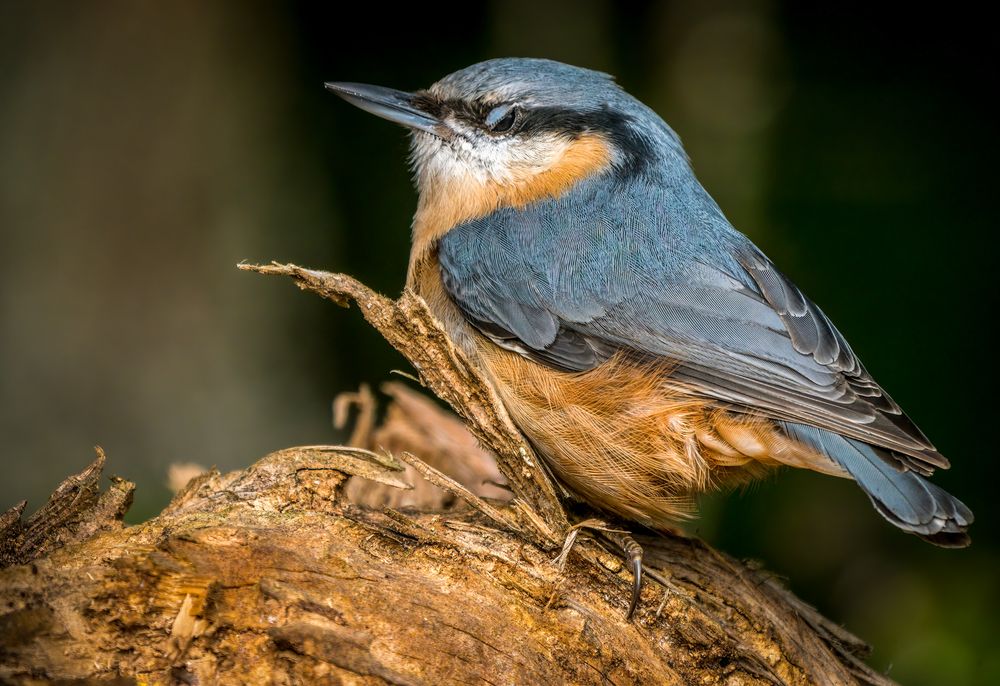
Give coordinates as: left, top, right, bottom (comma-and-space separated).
327, 58, 683, 252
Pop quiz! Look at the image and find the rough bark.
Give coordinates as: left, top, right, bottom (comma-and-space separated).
0, 265, 896, 686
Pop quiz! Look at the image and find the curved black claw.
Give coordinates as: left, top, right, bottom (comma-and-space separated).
622, 535, 644, 620
601, 530, 645, 620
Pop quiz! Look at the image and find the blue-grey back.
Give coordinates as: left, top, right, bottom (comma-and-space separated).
438, 169, 944, 469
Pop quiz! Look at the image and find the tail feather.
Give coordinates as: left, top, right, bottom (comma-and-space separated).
782, 422, 974, 547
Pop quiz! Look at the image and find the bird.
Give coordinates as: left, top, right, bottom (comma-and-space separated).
326, 58, 973, 615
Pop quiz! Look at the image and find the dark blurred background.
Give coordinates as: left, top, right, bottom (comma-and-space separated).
1, 2, 996, 683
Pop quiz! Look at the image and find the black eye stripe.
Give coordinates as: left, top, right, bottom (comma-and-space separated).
412, 94, 651, 172
414, 93, 519, 131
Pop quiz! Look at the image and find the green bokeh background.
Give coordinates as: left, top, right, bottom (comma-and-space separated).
1, 3, 996, 683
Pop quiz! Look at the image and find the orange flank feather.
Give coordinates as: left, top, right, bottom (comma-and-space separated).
475, 343, 848, 529
408, 134, 612, 282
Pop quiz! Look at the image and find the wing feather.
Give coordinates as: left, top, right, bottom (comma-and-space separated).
438, 176, 947, 474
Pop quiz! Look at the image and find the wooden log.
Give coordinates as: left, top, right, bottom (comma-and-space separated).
0, 266, 895, 686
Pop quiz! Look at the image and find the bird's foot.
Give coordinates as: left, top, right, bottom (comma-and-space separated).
600, 530, 644, 620
552, 519, 645, 620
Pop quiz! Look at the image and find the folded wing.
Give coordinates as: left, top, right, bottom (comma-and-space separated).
438, 176, 947, 476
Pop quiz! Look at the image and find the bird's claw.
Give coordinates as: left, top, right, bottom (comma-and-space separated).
600, 530, 644, 620
621, 535, 644, 620
552, 521, 645, 620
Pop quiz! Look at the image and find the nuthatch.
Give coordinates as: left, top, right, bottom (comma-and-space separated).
327, 58, 973, 615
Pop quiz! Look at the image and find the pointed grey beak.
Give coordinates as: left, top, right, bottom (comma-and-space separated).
325, 82, 441, 135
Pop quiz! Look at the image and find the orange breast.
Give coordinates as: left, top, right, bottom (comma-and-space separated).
475, 343, 842, 529
408, 133, 612, 283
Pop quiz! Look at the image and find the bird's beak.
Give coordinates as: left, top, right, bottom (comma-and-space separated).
325, 82, 441, 135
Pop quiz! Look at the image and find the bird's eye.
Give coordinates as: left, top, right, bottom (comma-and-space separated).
485, 104, 520, 134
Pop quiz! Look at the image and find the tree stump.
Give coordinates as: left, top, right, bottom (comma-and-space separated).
0, 266, 895, 685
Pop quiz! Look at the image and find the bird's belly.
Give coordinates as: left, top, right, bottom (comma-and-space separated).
477, 345, 797, 528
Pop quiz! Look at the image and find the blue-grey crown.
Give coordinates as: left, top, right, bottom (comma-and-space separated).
430, 58, 685, 164
431, 58, 619, 108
